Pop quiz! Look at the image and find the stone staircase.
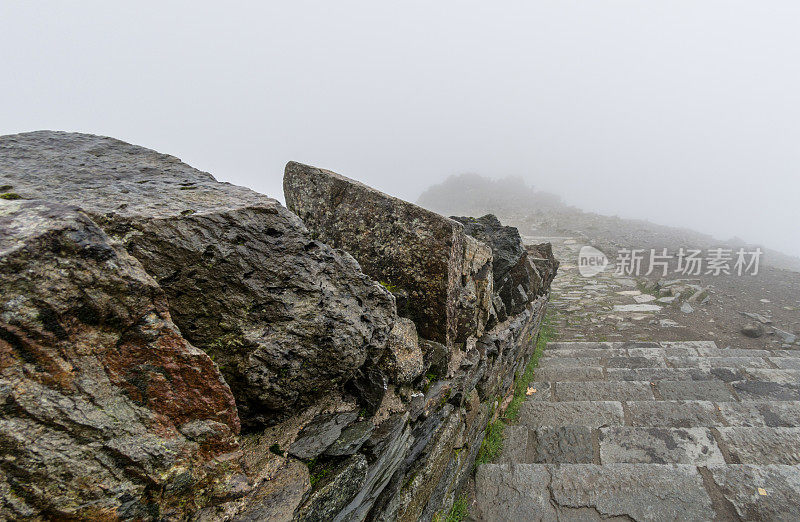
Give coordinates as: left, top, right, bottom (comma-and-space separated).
474, 340, 800, 520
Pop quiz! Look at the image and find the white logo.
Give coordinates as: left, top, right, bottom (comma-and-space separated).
579, 246, 609, 277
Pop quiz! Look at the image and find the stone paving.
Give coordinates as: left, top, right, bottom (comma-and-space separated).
474, 237, 800, 521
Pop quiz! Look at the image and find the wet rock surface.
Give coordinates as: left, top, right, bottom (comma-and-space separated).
0, 134, 559, 520
0, 200, 242, 520
0, 131, 396, 427
284, 161, 492, 347
454, 214, 546, 317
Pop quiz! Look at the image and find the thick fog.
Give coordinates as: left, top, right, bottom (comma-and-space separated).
2, 2, 798, 256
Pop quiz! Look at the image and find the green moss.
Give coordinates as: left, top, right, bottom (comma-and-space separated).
433, 496, 470, 522
268, 443, 285, 457
474, 310, 557, 470
0, 192, 22, 200
307, 459, 333, 487
208, 334, 244, 352
474, 419, 505, 468
504, 311, 554, 422
379, 280, 398, 293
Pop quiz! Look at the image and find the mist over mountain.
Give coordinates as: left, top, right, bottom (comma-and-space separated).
417, 173, 565, 217
418, 173, 800, 273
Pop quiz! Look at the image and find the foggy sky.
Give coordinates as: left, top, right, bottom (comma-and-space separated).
2, 2, 798, 257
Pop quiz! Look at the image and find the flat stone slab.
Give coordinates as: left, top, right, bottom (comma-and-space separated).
534, 366, 605, 382
528, 426, 595, 463
718, 402, 800, 427
605, 355, 667, 369
546, 341, 623, 350
476, 463, 715, 521
656, 380, 737, 401
733, 381, 800, 401
629, 346, 697, 357
613, 304, 662, 313
667, 356, 772, 369
770, 358, 800, 370
519, 401, 624, 428
742, 368, 800, 384
696, 348, 773, 357
708, 465, 800, 521
539, 356, 605, 369
522, 381, 552, 401
624, 401, 721, 428
716, 427, 800, 465
548, 464, 715, 520
554, 381, 654, 402
498, 425, 529, 464
606, 367, 740, 382
474, 464, 556, 520
633, 294, 657, 303
542, 348, 629, 358
599, 427, 724, 464
660, 341, 718, 350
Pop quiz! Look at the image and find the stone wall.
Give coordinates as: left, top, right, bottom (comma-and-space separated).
0, 132, 557, 521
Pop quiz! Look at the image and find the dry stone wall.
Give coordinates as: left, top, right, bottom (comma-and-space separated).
0, 132, 557, 521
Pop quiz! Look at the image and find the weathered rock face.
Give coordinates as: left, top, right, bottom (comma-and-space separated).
454, 236, 494, 342
453, 214, 524, 281
454, 214, 544, 316
0, 131, 396, 427
527, 241, 560, 291
0, 133, 560, 521
380, 318, 425, 385
0, 200, 242, 520
284, 162, 491, 347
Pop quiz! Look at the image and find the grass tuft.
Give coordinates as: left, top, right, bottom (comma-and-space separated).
505, 311, 555, 421
433, 496, 470, 522
474, 309, 556, 468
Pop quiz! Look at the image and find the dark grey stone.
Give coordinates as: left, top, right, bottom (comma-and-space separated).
324, 420, 375, 457
295, 454, 368, 522
529, 427, 595, 463
0, 131, 396, 427
656, 380, 737, 401
709, 464, 800, 521
288, 412, 359, 460
599, 427, 724, 464
715, 427, 800, 465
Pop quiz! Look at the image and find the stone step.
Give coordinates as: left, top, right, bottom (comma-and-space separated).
505, 424, 800, 465
541, 346, 800, 359
504, 424, 800, 465
519, 399, 800, 428
534, 365, 800, 383
546, 340, 718, 350
475, 463, 800, 521
539, 354, 778, 370
518, 400, 625, 428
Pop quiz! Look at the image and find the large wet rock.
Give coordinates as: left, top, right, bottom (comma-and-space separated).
452, 214, 524, 281
0, 131, 396, 426
0, 200, 242, 520
284, 162, 492, 346
453, 214, 543, 316
526, 242, 559, 291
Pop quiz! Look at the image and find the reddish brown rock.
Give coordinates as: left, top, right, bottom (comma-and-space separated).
0, 199, 242, 520
0, 131, 396, 427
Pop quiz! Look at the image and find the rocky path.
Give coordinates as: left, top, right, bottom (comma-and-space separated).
473, 237, 800, 520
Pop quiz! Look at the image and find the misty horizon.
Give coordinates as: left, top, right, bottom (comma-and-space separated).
1, 2, 798, 257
